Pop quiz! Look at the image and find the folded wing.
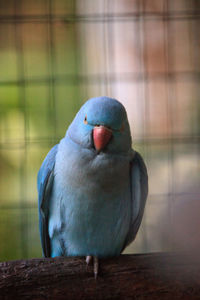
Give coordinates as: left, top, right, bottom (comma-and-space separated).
37, 145, 58, 257
123, 151, 148, 250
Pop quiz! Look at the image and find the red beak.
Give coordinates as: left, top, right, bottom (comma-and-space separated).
93, 126, 112, 152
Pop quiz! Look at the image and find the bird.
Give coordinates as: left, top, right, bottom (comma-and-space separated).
37, 96, 148, 278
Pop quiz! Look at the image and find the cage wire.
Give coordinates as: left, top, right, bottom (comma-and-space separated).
0, 0, 199, 261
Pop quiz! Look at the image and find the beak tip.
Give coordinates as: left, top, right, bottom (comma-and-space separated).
93, 126, 112, 152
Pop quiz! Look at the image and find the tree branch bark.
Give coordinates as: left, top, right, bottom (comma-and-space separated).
0, 252, 200, 300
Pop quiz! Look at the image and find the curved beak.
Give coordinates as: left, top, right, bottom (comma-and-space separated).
93, 125, 112, 152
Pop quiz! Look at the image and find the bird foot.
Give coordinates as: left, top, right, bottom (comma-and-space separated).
85, 256, 99, 279
86, 255, 93, 265
94, 256, 99, 279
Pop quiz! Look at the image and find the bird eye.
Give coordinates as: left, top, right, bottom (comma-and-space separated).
84, 115, 88, 124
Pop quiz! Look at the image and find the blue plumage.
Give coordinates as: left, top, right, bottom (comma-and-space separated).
37, 96, 148, 261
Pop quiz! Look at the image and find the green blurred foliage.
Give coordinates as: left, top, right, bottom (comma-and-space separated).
0, 1, 80, 261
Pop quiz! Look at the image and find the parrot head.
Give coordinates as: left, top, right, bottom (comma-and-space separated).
67, 96, 132, 154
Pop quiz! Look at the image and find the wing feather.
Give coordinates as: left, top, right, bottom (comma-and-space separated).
123, 151, 148, 250
37, 144, 58, 257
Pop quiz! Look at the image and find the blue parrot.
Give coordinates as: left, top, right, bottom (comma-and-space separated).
37, 96, 148, 277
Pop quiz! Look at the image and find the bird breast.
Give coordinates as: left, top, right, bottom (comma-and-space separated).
55, 137, 131, 195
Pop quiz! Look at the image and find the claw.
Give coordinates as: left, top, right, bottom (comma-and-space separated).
94, 256, 99, 279
85, 256, 99, 279
86, 255, 93, 265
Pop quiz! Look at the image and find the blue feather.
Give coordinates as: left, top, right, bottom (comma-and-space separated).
37, 144, 58, 257
37, 97, 148, 258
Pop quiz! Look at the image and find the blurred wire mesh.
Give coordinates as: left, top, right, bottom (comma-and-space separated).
0, 0, 199, 261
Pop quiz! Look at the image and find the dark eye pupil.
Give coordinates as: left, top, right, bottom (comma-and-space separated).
84, 115, 88, 124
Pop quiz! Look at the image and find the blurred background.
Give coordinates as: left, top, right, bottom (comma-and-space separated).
0, 0, 199, 261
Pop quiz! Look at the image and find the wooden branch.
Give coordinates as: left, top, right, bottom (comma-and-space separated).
0, 252, 200, 300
